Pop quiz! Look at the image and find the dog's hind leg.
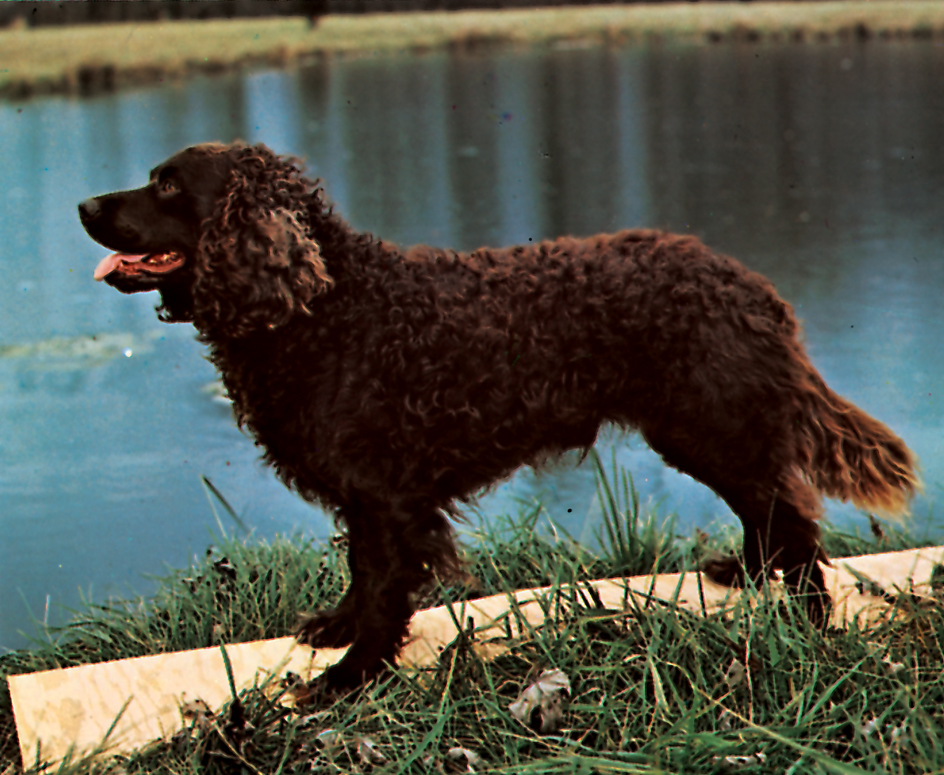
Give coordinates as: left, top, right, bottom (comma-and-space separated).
640, 423, 830, 622
717, 475, 831, 624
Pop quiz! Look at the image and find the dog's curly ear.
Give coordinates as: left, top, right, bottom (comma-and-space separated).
194, 192, 333, 338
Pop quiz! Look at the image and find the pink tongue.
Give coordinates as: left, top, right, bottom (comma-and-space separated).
94, 253, 145, 281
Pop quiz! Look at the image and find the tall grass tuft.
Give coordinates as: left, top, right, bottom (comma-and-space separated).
592, 448, 693, 578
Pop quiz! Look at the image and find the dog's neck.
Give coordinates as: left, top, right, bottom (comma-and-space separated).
308, 205, 398, 285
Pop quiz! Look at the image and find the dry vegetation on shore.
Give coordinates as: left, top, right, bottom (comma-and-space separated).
1, 1, 944, 99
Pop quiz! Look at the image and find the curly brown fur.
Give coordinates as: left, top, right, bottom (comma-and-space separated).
79, 141, 919, 691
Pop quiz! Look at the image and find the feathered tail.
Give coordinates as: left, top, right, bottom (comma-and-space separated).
799, 374, 919, 515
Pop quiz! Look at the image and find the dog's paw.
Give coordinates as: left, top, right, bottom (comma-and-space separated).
292, 660, 382, 708
295, 609, 357, 648
702, 554, 778, 589
701, 554, 746, 588
780, 567, 833, 628
292, 670, 355, 708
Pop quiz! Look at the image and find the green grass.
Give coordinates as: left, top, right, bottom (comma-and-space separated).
2, 458, 943, 774
2, 1, 944, 98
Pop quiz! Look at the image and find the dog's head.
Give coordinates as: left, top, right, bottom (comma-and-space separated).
78, 142, 333, 338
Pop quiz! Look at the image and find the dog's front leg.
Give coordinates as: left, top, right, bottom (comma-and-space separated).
298, 499, 447, 702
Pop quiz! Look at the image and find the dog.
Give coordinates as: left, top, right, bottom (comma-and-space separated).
79, 141, 918, 695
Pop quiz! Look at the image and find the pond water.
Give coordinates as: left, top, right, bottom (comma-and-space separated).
2, 39, 943, 650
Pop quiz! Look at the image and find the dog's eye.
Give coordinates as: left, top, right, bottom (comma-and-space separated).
158, 178, 179, 195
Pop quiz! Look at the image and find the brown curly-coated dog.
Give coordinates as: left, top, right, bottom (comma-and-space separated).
79, 142, 917, 695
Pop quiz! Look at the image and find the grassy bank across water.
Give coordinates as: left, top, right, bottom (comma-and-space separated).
2, 1, 944, 99
1, 461, 943, 773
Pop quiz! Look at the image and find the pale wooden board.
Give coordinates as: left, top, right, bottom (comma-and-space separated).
9, 545, 944, 765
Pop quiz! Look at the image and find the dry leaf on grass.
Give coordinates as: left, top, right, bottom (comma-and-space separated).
446, 746, 481, 772
179, 698, 212, 730
724, 659, 747, 690
508, 668, 571, 733
356, 736, 386, 765
719, 752, 767, 767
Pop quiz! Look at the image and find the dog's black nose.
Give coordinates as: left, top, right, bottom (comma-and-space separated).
78, 198, 101, 221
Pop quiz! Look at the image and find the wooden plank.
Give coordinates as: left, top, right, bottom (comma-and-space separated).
9, 544, 944, 766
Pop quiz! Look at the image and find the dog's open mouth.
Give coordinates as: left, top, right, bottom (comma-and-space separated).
93, 252, 185, 282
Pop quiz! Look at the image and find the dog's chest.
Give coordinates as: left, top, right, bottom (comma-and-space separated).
210, 334, 338, 440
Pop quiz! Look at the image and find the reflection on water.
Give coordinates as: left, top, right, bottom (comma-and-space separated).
1, 39, 943, 649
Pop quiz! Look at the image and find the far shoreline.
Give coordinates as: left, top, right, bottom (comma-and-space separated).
2, 1, 944, 100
